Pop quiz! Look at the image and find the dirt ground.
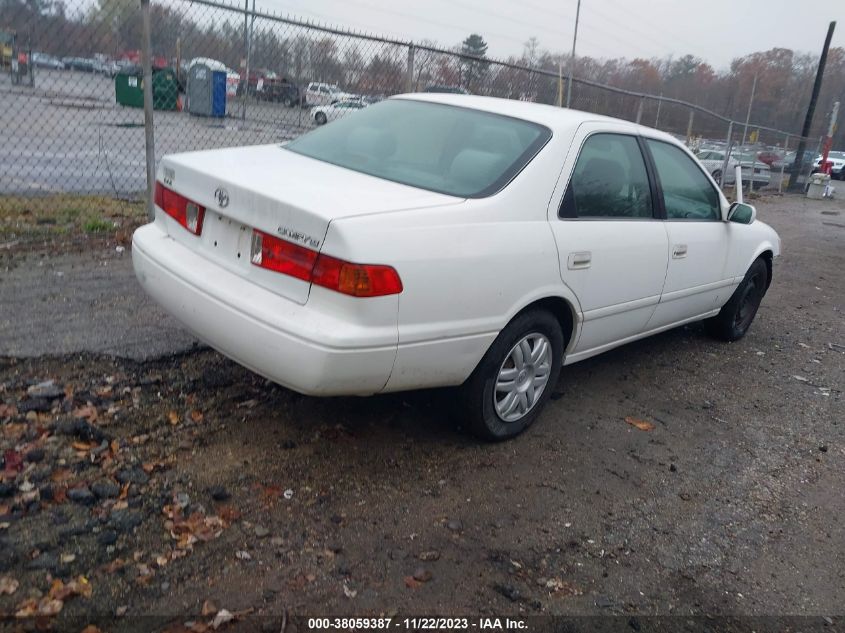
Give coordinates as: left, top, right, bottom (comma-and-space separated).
0, 192, 843, 630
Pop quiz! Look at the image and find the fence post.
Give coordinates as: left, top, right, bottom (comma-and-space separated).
635, 96, 644, 125
406, 43, 415, 93
778, 133, 789, 194
242, 0, 254, 121
685, 110, 695, 144
141, 0, 156, 221
719, 121, 733, 188
654, 93, 662, 128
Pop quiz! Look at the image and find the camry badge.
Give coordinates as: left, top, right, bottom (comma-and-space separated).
214, 187, 229, 208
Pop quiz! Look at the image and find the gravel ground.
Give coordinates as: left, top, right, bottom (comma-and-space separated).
0, 192, 843, 630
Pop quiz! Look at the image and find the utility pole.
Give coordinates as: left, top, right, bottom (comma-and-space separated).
565, 0, 581, 108
741, 73, 757, 147
788, 21, 836, 191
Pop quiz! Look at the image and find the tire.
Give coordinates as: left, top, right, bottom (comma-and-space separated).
712, 169, 722, 182
282, 96, 293, 107
707, 258, 768, 342
315, 112, 327, 125
458, 310, 564, 441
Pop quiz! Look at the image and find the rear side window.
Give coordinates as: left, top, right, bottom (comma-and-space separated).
560, 133, 653, 219
646, 139, 720, 221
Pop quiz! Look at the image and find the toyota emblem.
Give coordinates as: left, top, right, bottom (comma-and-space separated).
214, 187, 229, 208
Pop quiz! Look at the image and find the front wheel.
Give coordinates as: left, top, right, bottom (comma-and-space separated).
707, 258, 768, 341
315, 112, 327, 125
459, 310, 563, 441
712, 169, 722, 183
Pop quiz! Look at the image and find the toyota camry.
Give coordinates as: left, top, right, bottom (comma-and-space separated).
132, 94, 781, 440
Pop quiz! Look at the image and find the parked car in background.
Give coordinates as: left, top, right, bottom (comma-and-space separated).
133, 94, 780, 441
776, 149, 817, 173
253, 73, 300, 106
424, 85, 470, 94
305, 82, 351, 106
31, 52, 65, 70
756, 149, 784, 167
812, 151, 845, 179
62, 56, 95, 72
732, 152, 772, 186
311, 99, 367, 125
94, 58, 120, 77
695, 149, 738, 183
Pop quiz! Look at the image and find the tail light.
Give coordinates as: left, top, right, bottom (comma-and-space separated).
155, 181, 205, 235
251, 229, 402, 297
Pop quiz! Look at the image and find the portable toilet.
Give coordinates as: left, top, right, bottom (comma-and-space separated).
187, 61, 226, 117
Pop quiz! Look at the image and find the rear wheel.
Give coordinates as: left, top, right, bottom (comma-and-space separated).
707, 258, 768, 341
711, 169, 722, 182
315, 111, 327, 125
459, 310, 563, 441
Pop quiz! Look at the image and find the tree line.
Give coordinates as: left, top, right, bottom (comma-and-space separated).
3, 0, 843, 145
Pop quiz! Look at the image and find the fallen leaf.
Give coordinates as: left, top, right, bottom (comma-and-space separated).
211, 609, 234, 630
101, 558, 126, 574
190, 409, 204, 423
73, 405, 98, 422
403, 576, 422, 589
72, 440, 98, 452
624, 416, 655, 431
15, 596, 64, 617
0, 403, 18, 418
3, 450, 23, 474
81, 626, 103, 633
0, 576, 19, 595
201, 600, 218, 616
167, 411, 180, 426
50, 468, 73, 483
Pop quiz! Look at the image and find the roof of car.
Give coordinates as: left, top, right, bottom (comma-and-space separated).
393, 92, 676, 141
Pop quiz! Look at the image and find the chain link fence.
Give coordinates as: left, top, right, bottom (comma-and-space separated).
0, 0, 822, 227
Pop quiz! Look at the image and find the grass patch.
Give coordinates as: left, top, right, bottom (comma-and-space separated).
83, 217, 113, 233
0, 195, 146, 242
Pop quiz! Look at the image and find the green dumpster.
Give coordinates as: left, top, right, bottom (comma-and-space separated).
152, 67, 178, 111
115, 70, 144, 108
114, 67, 178, 111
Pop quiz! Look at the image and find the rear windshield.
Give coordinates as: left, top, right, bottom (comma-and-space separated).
285, 99, 551, 198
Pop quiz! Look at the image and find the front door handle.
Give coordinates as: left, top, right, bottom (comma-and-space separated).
672, 244, 688, 259
567, 251, 592, 269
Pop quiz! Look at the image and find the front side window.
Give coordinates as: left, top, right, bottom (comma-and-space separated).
646, 139, 720, 221
285, 99, 551, 198
560, 133, 653, 219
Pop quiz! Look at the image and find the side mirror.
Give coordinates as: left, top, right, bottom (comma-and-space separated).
728, 202, 756, 225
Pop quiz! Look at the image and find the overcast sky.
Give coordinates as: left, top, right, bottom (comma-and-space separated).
255, 0, 845, 70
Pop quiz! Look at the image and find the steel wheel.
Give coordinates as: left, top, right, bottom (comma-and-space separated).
733, 267, 765, 331
494, 333, 552, 423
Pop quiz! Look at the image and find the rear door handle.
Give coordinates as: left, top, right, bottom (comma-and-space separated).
567, 251, 592, 269
672, 244, 688, 259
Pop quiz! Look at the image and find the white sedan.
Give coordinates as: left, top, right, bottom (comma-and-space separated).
311, 99, 367, 125
132, 94, 781, 440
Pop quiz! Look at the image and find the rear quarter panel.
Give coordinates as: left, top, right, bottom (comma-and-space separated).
324, 135, 583, 391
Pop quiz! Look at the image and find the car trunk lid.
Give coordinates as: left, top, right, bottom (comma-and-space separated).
157, 144, 462, 305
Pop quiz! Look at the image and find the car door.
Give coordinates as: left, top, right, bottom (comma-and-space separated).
548, 125, 669, 358
642, 138, 733, 328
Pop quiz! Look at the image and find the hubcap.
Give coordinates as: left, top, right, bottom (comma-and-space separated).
494, 333, 552, 423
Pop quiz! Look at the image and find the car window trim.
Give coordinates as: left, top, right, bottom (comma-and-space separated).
557, 131, 660, 221
641, 137, 721, 223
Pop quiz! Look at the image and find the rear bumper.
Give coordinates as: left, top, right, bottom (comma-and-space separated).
131, 223, 397, 396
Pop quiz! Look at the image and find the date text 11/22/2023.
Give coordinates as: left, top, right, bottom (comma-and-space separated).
306, 617, 528, 630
